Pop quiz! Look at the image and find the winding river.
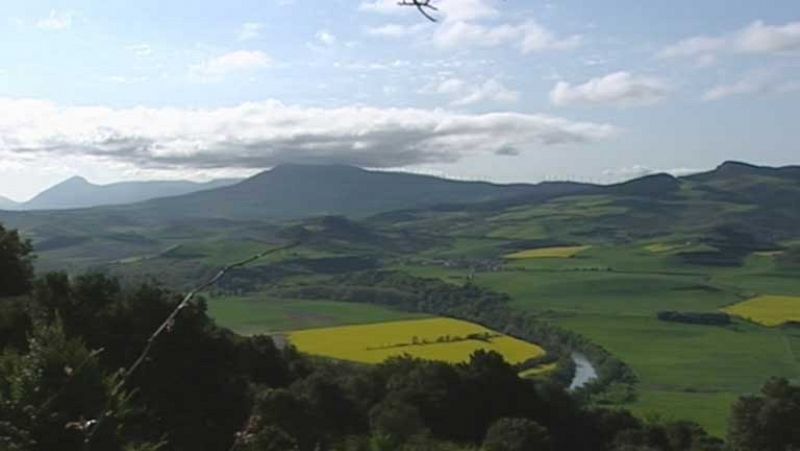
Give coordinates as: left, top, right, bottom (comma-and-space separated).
569, 352, 598, 391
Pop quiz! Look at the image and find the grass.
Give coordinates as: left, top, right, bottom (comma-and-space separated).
288, 318, 546, 365
505, 245, 591, 259
723, 295, 800, 326
206, 294, 427, 335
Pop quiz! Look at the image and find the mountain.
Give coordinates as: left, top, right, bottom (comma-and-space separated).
125, 164, 545, 221
0, 196, 19, 211
21, 176, 241, 210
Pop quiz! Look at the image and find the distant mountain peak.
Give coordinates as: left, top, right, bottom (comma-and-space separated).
59, 175, 93, 186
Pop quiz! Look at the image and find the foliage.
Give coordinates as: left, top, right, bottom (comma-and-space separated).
656, 311, 732, 326
0, 224, 34, 297
728, 378, 800, 451
482, 418, 552, 451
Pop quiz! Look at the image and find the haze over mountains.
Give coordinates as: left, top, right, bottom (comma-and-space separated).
5, 176, 240, 210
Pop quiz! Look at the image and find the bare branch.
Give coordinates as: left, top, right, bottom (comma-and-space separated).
399, 0, 439, 22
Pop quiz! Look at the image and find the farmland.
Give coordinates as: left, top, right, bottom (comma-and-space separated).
206, 293, 427, 335
504, 245, 591, 259
287, 317, 546, 365
723, 295, 800, 326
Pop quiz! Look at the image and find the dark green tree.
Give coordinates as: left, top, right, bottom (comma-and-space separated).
482, 418, 552, 451
0, 224, 34, 297
728, 378, 800, 451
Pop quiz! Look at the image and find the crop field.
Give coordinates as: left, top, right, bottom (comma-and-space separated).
396, 245, 800, 437
288, 317, 546, 364
723, 295, 800, 326
505, 245, 591, 259
207, 293, 427, 335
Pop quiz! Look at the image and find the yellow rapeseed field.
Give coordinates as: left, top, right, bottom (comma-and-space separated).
722, 295, 800, 327
505, 245, 591, 259
518, 363, 557, 379
288, 317, 545, 364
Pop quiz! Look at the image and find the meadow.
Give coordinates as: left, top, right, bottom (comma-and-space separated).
206, 293, 427, 335
395, 245, 800, 436
287, 317, 546, 365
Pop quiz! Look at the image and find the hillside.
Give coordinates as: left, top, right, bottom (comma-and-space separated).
21, 176, 240, 210
0, 195, 18, 210
125, 164, 545, 221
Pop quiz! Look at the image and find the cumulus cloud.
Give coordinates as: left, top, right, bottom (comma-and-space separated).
189, 50, 271, 81
432, 20, 581, 53
429, 78, 519, 106
659, 20, 800, 62
36, 10, 73, 30
736, 20, 800, 54
0, 98, 617, 171
550, 72, 669, 107
702, 72, 800, 101
237, 22, 265, 41
360, 0, 579, 54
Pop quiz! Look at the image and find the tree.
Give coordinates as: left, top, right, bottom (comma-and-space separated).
728, 378, 800, 451
0, 224, 34, 297
482, 418, 552, 451
0, 318, 156, 451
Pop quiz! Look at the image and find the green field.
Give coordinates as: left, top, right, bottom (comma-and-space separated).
396, 244, 800, 436
207, 293, 428, 335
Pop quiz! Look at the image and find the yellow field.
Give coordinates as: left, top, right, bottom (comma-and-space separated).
288, 317, 546, 364
518, 362, 557, 379
505, 245, 590, 259
722, 295, 800, 327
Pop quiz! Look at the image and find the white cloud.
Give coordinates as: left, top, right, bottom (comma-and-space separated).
657, 36, 726, 60
430, 78, 519, 106
366, 23, 427, 38
433, 20, 580, 53
36, 10, 73, 30
126, 43, 152, 57
0, 98, 617, 170
358, 0, 411, 15
315, 29, 337, 46
360, 0, 578, 54
238, 22, 264, 41
659, 20, 800, 61
550, 72, 668, 107
702, 72, 800, 101
736, 20, 800, 54
189, 50, 271, 81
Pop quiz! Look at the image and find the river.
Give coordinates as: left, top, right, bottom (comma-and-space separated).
569, 352, 598, 391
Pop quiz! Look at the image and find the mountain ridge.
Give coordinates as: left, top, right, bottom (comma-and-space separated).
21, 176, 242, 210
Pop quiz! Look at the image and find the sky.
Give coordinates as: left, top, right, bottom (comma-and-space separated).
0, 0, 798, 201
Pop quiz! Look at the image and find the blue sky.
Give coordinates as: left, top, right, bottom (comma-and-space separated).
0, 0, 798, 200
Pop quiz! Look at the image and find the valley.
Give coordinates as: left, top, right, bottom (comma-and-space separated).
1, 161, 798, 438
